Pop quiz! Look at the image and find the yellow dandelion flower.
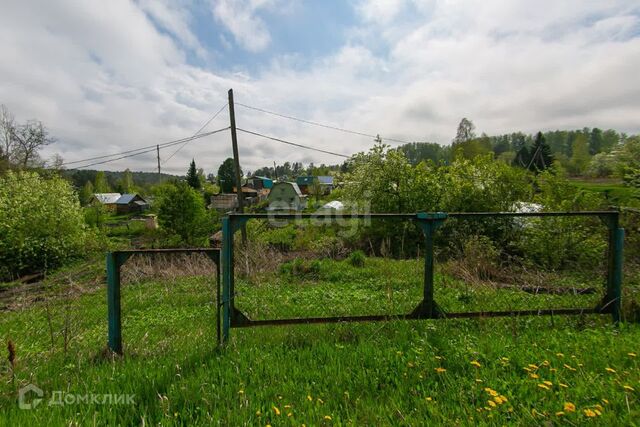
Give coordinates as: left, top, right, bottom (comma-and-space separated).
307, 395, 313, 401
559, 383, 568, 388
426, 397, 433, 401
564, 402, 576, 412
435, 367, 446, 373
471, 360, 482, 368
563, 363, 576, 371
523, 367, 532, 372
324, 415, 332, 420
484, 388, 499, 397
266, 425, 272, 427
273, 406, 281, 416
317, 398, 324, 404
488, 400, 496, 407
543, 381, 553, 386
493, 396, 503, 405
475, 378, 483, 383
284, 405, 291, 409
538, 384, 550, 390
529, 373, 539, 379
624, 385, 635, 392
595, 404, 603, 411
499, 395, 508, 403
555, 411, 565, 416
628, 352, 637, 357
605, 367, 616, 373
238, 390, 244, 395
550, 368, 557, 372
602, 399, 609, 405
528, 364, 539, 370
584, 409, 597, 417
542, 360, 550, 366
556, 353, 564, 358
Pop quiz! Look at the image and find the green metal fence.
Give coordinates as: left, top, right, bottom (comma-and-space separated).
106, 248, 220, 354
221, 211, 624, 344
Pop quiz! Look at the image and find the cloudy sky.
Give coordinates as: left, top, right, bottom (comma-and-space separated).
1, 0, 639, 174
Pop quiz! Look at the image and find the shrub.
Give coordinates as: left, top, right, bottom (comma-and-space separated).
0, 172, 88, 280
348, 250, 366, 267
279, 258, 321, 279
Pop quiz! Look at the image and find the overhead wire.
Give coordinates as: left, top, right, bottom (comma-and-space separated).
162, 102, 228, 165
236, 128, 350, 158
235, 102, 413, 145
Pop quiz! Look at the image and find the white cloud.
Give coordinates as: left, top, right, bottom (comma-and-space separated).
211, 0, 275, 52
0, 0, 639, 174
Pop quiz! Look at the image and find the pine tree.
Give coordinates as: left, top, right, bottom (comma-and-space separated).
186, 159, 201, 189
528, 132, 553, 172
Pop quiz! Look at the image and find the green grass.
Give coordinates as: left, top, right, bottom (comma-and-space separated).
1, 257, 639, 425
569, 179, 640, 205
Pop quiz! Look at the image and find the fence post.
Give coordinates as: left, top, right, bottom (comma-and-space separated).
415, 213, 447, 318
603, 212, 624, 323
221, 216, 234, 344
106, 252, 122, 354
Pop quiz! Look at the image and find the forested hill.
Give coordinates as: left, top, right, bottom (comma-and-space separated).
62, 169, 180, 190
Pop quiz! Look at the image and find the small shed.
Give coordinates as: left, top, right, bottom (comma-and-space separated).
115, 193, 149, 214
317, 176, 334, 194
267, 182, 307, 211
296, 176, 315, 194
247, 176, 274, 190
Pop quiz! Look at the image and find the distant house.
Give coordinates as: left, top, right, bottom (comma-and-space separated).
114, 193, 149, 214
210, 186, 263, 213
90, 193, 121, 211
296, 175, 334, 195
247, 176, 274, 190
267, 182, 307, 211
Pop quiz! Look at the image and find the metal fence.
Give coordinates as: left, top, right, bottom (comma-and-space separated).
221, 211, 624, 344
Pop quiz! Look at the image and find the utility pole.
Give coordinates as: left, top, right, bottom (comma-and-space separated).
228, 88, 246, 242
156, 144, 161, 181
273, 161, 277, 180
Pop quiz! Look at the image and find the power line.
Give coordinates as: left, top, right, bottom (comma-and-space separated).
235, 102, 413, 145
236, 128, 350, 158
162, 102, 228, 165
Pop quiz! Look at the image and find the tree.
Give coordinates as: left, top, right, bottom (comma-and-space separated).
453, 118, 476, 145
79, 180, 94, 206
0, 172, 88, 280
94, 171, 111, 193
155, 181, 210, 245
117, 168, 135, 193
11, 120, 54, 168
217, 158, 241, 193
527, 132, 553, 172
569, 134, 590, 175
186, 159, 201, 189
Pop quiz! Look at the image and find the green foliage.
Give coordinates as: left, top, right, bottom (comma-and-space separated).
116, 168, 135, 193
347, 250, 366, 267
93, 170, 110, 193
217, 157, 240, 193
78, 180, 94, 206
155, 181, 212, 245
279, 257, 321, 279
616, 136, 640, 188
0, 172, 87, 280
186, 159, 201, 189
568, 134, 591, 175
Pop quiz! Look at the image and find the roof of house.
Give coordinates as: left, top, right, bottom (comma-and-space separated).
93, 193, 122, 204
253, 175, 273, 181
296, 176, 315, 186
272, 181, 303, 197
115, 193, 146, 205
317, 176, 334, 185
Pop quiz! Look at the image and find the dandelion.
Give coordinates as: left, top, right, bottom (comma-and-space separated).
584, 409, 597, 417
542, 360, 550, 367
471, 360, 482, 368
602, 399, 609, 404
475, 378, 483, 383
273, 406, 281, 416
563, 363, 576, 371
528, 364, 539, 370
287, 413, 293, 417
493, 396, 504, 405
488, 400, 496, 408
529, 373, 539, 379
555, 411, 565, 416
550, 368, 557, 372
435, 367, 446, 373
538, 384, 550, 390
559, 383, 568, 388
499, 395, 508, 403
284, 405, 291, 409
238, 390, 245, 395
623, 385, 635, 392
324, 415, 332, 420
628, 352, 637, 357
543, 381, 553, 386
556, 353, 564, 358
606, 367, 616, 373
484, 388, 499, 397
317, 398, 324, 404
426, 397, 433, 401
564, 402, 576, 412
307, 395, 313, 401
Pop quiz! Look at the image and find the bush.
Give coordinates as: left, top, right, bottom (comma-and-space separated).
279, 258, 321, 279
347, 250, 366, 267
0, 172, 88, 280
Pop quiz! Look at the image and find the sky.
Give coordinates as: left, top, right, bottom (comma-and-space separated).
1, 0, 639, 175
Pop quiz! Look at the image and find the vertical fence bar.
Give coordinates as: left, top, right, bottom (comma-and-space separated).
610, 227, 624, 322
423, 222, 436, 317
221, 217, 233, 343
106, 252, 122, 354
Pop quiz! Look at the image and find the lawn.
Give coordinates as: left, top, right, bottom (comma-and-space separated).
569, 179, 640, 205
0, 257, 638, 425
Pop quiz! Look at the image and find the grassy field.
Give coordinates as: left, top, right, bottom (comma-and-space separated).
1, 256, 639, 425
569, 179, 640, 205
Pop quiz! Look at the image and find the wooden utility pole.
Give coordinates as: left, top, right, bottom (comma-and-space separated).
228, 88, 246, 242
156, 144, 161, 181
273, 161, 277, 180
